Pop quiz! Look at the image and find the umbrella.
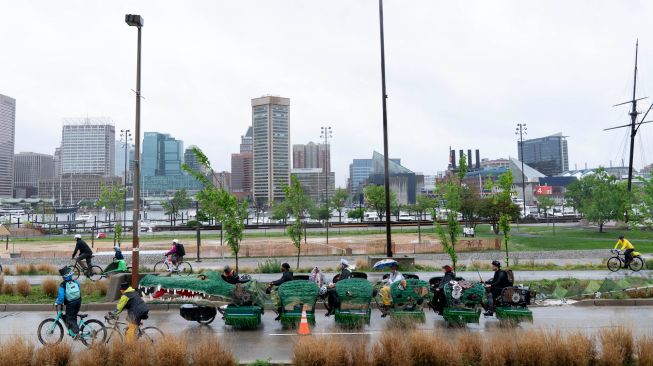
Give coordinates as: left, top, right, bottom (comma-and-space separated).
373, 259, 398, 270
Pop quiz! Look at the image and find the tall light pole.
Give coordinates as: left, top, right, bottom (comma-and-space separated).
516, 123, 527, 218
320, 126, 332, 203
379, 0, 392, 258
119, 129, 132, 245
125, 14, 143, 288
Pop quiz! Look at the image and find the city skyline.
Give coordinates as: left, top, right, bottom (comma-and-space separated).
2, 2, 653, 188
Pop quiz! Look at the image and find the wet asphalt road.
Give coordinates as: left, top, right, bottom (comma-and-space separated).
2, 306, 653, 363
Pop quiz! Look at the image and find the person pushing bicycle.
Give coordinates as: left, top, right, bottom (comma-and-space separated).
72, 234, 93, 275
614, 235, 635, 267
110, 282, 149, 342
55, 266, 82, 339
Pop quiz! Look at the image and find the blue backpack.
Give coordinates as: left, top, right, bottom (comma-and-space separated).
65, 281, 81, 302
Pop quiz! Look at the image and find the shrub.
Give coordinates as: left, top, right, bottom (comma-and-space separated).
0, 275, 4, 290
15, 279, 31, 297
292, 336, 350, 366
14, 264, 29, 275
407, 331, 460, 366
95, 280, 108, 296
2, 266, 12, 275
108, 339, 154, 366
480, 330, 512, 366
0, 337, 33, 366
190, 337, 237, 366
3, 283, 15, 295
81, 280, 95, 296
256, 258, 281, 274
36, 263, 57, 275
73, 343, 109, 366
456, 331, 482, 366
42, 278, 59, 298
598, 326, 632, 366
637, 336, 653, 366
153, 336, 188, 366
371, 332, 412, 365
33, 342, 72, 366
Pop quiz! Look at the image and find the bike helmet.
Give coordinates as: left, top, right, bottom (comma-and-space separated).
59, 266, 74, 281
619, 235, 624, 240
74, 234, 82, 239
319, 285, 328, 296
172, 239, 179, 244
491, 260, 501, 268
114, 245, 121, 251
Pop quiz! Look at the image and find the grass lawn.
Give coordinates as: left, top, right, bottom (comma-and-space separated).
0, 285, 106, 304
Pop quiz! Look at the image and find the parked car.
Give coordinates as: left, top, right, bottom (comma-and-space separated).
96, 232, 107, 239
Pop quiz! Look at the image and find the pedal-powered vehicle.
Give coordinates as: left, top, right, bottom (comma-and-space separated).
276, 278, 319, 328
377, 274, 430, 323
333, 276, 375, 327
139, 271, 265, 329
491, 286, 535, 325
428, 276, 486, 326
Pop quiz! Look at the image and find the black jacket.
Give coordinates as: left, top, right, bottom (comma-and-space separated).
271, 271, 294, 286
487, 270, 511, 290
439, 271, 456, 290
72, 239, 92, 258
334, 267, 352, 283
223, 273, 246, 285
123, 290, 149, 321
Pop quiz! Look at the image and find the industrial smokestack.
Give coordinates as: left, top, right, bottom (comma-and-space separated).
451, 150, 456, 169
459, 150, 464, 165
467, 149, 472, 168
475, 149, 480, 169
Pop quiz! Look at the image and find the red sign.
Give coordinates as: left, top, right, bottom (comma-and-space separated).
533, 185, 553, 195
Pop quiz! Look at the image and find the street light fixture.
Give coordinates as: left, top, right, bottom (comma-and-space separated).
126, 13, 143, 288
378, 0, 393, 258
515, 123, 527, 219
319, 126, 333, 203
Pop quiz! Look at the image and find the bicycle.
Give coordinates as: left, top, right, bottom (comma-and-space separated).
104, 313, 164, 343
72, 257, 104, 281
607, 249, 645, 272
153, 257, 193, 275
37, 305, 107, 347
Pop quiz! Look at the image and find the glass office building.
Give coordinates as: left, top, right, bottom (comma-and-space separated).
141, 132, 201, 195
517, 133, 569, 177
61, 118, 115, 176
0, 94, 16, 198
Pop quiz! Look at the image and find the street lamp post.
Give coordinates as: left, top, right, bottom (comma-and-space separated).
516, 123, 527, 219
125, 14, 143, 288
319, 126, 332, 203
120, 129, 132, 246
378, 0, 392, 258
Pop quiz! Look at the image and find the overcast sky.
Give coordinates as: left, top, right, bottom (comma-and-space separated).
3, 1, 653, 187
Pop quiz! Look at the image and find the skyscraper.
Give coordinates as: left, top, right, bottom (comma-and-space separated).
518, 133, 569, 176
142, 132, 183, 177
231, 126, 254, 201
61, 118, 115, 176
53, 147, 62, 178
348, 155, 401, 197
0, 94, 16, 198
183, 145, 203, 174
13, 152, 55, 198
293, 142, 331, 172
252, 96, 290, 206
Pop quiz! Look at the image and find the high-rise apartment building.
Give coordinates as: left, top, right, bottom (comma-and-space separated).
293, 142, 330, 172
231, 127, 254, 201
518, 133, 569, 176
53, 147, 62, 178
13, 152, 55, 198
142, 132, 183, 177
61, 118, 115, 176
252, 96, 290, 206
0, 94, 16, 198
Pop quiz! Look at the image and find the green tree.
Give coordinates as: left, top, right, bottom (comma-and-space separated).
270, 202, 289, 224
97, 183, 125, 224
364, 185, 397, 221
330, 188, 349, 223
416, 194, 439, 221
348, 207, 365, 222
162, 189, 192, 226
283, 176, 313, 269
537, 195, 556, 234
460, 185, 482, 229
632, 176, 653, 230
565, 168, 630, 232
182, 147, 247, 272
435, 153, 468, 271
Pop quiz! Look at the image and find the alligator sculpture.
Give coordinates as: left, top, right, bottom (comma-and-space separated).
139, 271, 266, 328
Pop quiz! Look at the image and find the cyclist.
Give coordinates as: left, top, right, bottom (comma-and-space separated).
55, 266, 82, 339
379, 263, 404, 312
614, 235, 636, 267
267, 262, 293, 321
72, 234, 93, 275
105, 245, 127, 273
111, 282, 149, 342
164, 239, 183, 270
483, 260, 511, 316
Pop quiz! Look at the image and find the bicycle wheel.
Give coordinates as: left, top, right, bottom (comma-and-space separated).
629, 257, 644, 272
178, 262, 193, 275
105, 328, 124, 344
79, 319, 107, 347
153, 261, 169, 273
37, 318, 64, 345
139, 326, 164, 343
607, 257, 621, 272
72, 265, 81, 280
88, 266, 104, 281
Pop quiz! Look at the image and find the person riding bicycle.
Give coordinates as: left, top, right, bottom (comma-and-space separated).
164, 239, 184, 270
55, 266, 82, 339
614, 235, 636, 267
111, 282, 149, 342
379, 263, 404, 314
325, 259, 353, 316
105, 245, 127, 273
432, 265, 456, 314
72, 234, 93, 275
267, 262, 293, 321
483, 260, 512, 316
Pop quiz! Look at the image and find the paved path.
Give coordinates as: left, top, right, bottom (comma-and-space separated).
0, 306, 651, 363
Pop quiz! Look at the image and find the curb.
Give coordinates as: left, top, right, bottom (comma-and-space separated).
572, 299, 653, 307
0, 303, 185, 312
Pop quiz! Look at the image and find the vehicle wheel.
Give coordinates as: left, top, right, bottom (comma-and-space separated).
153, 261, 169, 273
197, 315, 215, 325
140, 326, 164, 343
79, 319, 107, 347
88, 266, 104, 281
105, 328, 124, 344
607, 257, 621, 272
178, 262, 193, 276
629, 257, 644, 272
72, 266, 81, 280
37, 318, 64, 345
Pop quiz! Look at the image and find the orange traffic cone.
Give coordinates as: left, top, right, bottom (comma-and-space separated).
297, 304, 311, 335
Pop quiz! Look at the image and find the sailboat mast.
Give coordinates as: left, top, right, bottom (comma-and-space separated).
627, 40, 639, 192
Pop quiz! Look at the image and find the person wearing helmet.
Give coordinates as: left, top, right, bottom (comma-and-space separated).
72, 234, 93, 276
164, 239, 182, 270
614, 235, 635, 267
113, 245, 124, 261
104, 245, 127, 273
111, 282, 149, 342
483, 260, 511, 316
55, 266, 82, 338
